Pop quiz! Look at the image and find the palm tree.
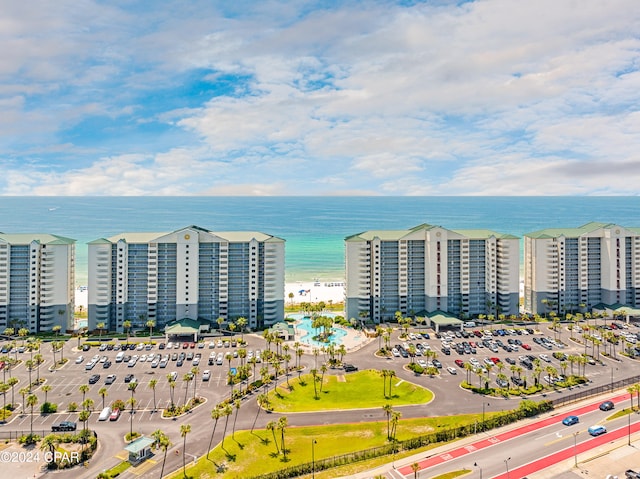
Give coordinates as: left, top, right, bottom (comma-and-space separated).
252, 393, 268, 432
180, 423, 191, 477
146, 320, 155, 339
98, 387, 108, 409
27, 393, 38, 435
123, 320, 132, 344
128, 382, 138, 437
310, 369, 318, 399
152, 429, 171, 478
40, 434, 59, 458
190, 366, 199, 399
79, 384, 89, 403
168, 379, 176, 411
41, 384, 52, 404
319, 363, 327, 393
7, 377, 18, 409
232, 399, 241, 438
236, 317, 247, 342
25, 359, 34, 391
277, 416, 288, 460
19, 386, 29, 414
149, 379, 158, 411
207, 407, 222, 459
182, 373, 192, 406
390, 410, 402, 441
97, 322, 105, 341
387, 370, 397, 397
78, 409, 91, 431
266, 420, 279, 454
82, 398, 94, 412
0, 382, 9, 422
33, 353, 43, 383
382, 403, 393, 440
220, 403, 233, 449
380, 370, 389, 397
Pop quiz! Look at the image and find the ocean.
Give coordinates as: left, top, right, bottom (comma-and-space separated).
1, 196, 640, 286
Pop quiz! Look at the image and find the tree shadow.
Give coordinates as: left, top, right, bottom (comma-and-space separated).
260, 436, 271, 446
224, 452, 236, 462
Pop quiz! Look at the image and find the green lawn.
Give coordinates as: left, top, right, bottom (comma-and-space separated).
168, 413, 487, 479
268, 370, 433, 412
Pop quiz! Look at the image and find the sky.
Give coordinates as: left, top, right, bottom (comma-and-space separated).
1, 0, 639, 196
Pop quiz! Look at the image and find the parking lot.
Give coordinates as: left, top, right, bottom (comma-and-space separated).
0, 336, 270, 434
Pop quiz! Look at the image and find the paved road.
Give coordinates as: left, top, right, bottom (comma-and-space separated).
1, 321, 639, 478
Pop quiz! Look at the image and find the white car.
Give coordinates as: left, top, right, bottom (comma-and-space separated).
202, 370, 211, 381
447, 366, 457, 375
193, 357, 200, 366
539, 354, 551, 362
75, 356, 84, 364
392, 348, 400, 357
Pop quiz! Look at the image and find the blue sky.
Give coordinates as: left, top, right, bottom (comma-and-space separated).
1, 0, 639, 196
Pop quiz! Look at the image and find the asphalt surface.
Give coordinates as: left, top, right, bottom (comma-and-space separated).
1, 322, 639, 479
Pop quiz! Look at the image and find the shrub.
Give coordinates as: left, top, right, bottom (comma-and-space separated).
67, 402, 78, 412
40, 402, 58, 414
19, 433, 40, 445
407, 363, 424, 374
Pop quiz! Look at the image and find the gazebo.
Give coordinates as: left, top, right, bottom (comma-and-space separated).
124, 436, 155, 465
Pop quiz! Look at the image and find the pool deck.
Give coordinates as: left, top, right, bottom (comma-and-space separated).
288, 316, 374, 353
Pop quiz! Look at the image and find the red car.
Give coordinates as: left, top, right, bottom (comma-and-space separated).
182, 342, 189, 349
189, 342, 196, 349
109, 409, 121, 421
522, 344, 531, 350
454, 359, 464, 367
490, 357, 501, 364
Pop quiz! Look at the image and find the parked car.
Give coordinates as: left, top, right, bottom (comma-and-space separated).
202, 370, 211, 381
446, 366, 457, 375
109, 408, 121, 421
343, 364, 358, 372
88, 374, 100, 384
105, 374, 117, 384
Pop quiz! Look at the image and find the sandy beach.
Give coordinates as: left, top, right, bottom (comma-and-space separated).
75, 280, 346, 311
285, 280, 345, 305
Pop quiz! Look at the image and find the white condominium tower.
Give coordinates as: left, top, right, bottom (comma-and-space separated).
88, 225, 285, 332
524, 222, 640, 315
0, 233, 76, 333
345, 224, 520, 323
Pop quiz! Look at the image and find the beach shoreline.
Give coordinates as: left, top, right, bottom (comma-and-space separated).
75, 279, 347, 311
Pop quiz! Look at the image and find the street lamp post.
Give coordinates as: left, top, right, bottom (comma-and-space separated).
312, 439, 317, 478
504, 457, 511, 479
573, 432, 579, 467
474, 461, 483, 479
629, 409, 632, 446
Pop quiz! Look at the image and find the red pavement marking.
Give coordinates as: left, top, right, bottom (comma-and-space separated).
492, 419, 640, 479
398, 393, 630, 476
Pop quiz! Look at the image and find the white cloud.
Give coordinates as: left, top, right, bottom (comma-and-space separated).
1, 0, 639, 195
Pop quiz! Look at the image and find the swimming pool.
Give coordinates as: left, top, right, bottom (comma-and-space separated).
289, 314, 347, 347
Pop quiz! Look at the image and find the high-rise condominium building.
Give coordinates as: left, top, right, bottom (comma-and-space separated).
0, 233, 76, 333
524, 222, 640, 315
87, 225, 285, 332
345, 224, 520, 323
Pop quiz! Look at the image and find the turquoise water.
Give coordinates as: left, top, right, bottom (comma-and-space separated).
288, 313, 347, 347
1, 196, 640, 286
